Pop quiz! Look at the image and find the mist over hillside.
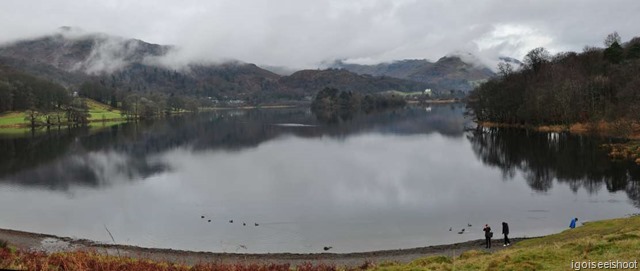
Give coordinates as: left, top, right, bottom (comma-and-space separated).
0, 28, 516, 102
330, 53, 498, 92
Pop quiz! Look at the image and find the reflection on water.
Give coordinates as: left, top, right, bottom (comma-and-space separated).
0, 105, 638, 253
0, 106, 465, 190
467, 127, 640, 207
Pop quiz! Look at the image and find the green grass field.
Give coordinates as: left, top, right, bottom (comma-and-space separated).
85, 98, 123, 121
0, 112, 28, 126
0, 98, 124, 129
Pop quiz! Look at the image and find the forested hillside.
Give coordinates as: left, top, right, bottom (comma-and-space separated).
0, 31, 427, 107
331, 55, 496, 92
281, 69, 428, 95
0, 65, 69, 113
468, 32, 640, 127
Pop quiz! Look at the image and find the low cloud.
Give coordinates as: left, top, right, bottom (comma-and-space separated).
71, 36, 136, 74
1, 0, 638, 71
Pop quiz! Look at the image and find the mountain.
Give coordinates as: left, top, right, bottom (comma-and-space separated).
331, 55, 496, 92
0, 33, 169, 75
0, 30, 425, 102
259, 65, 298, 76
0, 31, 286, 100
330, 59, 429, 79
280, 68, 429, 95
498, 56, 523, 66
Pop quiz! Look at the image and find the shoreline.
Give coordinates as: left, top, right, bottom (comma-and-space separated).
3, 216, 639, 270
0, 227, 531, 267
406, 99, 460, 104
201, 104, 305, 111
478, 121, 640, 164
0, 104, 306, 130
478, 121, 640, 140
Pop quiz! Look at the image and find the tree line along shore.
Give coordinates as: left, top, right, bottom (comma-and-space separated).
0, 64, 214, 130
468, 32, 640, 163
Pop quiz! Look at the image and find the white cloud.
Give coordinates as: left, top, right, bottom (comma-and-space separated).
0, 0, 639, 69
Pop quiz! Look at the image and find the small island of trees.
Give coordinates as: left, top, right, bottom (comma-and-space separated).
311, 87, 406, 123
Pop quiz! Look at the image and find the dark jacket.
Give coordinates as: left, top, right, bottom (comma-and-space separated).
502, 222, 509, 235
483, 226, 492, 238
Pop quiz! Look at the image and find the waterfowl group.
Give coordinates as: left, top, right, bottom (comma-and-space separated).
451, 223, 473, 234
201, 216, 262, 227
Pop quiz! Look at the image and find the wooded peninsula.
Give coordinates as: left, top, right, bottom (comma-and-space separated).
468, 32, 640, 138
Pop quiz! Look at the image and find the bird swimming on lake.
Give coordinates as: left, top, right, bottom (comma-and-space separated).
449, 227, 452, 231
323, 246, 332, 251
243, 222, 246, 226
468, 223, 472, 227
229, 220, 233, 223
458, 228, 465, 234
201, 216, 205, 219
208, 220, 211, 222
255, 223, 259, 226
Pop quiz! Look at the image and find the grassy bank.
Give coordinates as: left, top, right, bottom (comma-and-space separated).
373, 215, 640, 271
1, 100, 305, 130
608, 142, 640, 165
85, 98, 123, 121
0, 98, 124, 129
0, 121, 126, 139
1, 216, 639, 270
0, 112, 27, 127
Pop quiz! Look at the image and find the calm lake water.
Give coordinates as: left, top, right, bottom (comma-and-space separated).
0, 105, 639, 253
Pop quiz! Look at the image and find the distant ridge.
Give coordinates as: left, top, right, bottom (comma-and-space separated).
0, 30, 500, 102
0, 31, 430, 101
330, 54, 497, 92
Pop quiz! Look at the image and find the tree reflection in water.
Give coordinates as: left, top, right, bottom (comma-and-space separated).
467, 126, 640, 207
0, 105, 467, 191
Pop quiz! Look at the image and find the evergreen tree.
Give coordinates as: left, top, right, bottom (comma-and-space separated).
604, 41, 624, 64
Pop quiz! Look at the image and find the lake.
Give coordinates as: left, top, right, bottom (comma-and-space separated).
0, 105, 638, 253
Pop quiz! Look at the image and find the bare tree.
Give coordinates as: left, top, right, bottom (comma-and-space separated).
604, 31, 621, 47
24, 109, 43, 128
523, 47, 550, 73
497, 62, 514, 77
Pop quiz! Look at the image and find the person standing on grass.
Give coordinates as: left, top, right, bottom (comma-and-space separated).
570, 217, 578, 229
502, 222, 510, 246
483, 224, 492, 248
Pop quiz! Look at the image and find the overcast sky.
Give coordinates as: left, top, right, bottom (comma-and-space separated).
1, 0, 639, 69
